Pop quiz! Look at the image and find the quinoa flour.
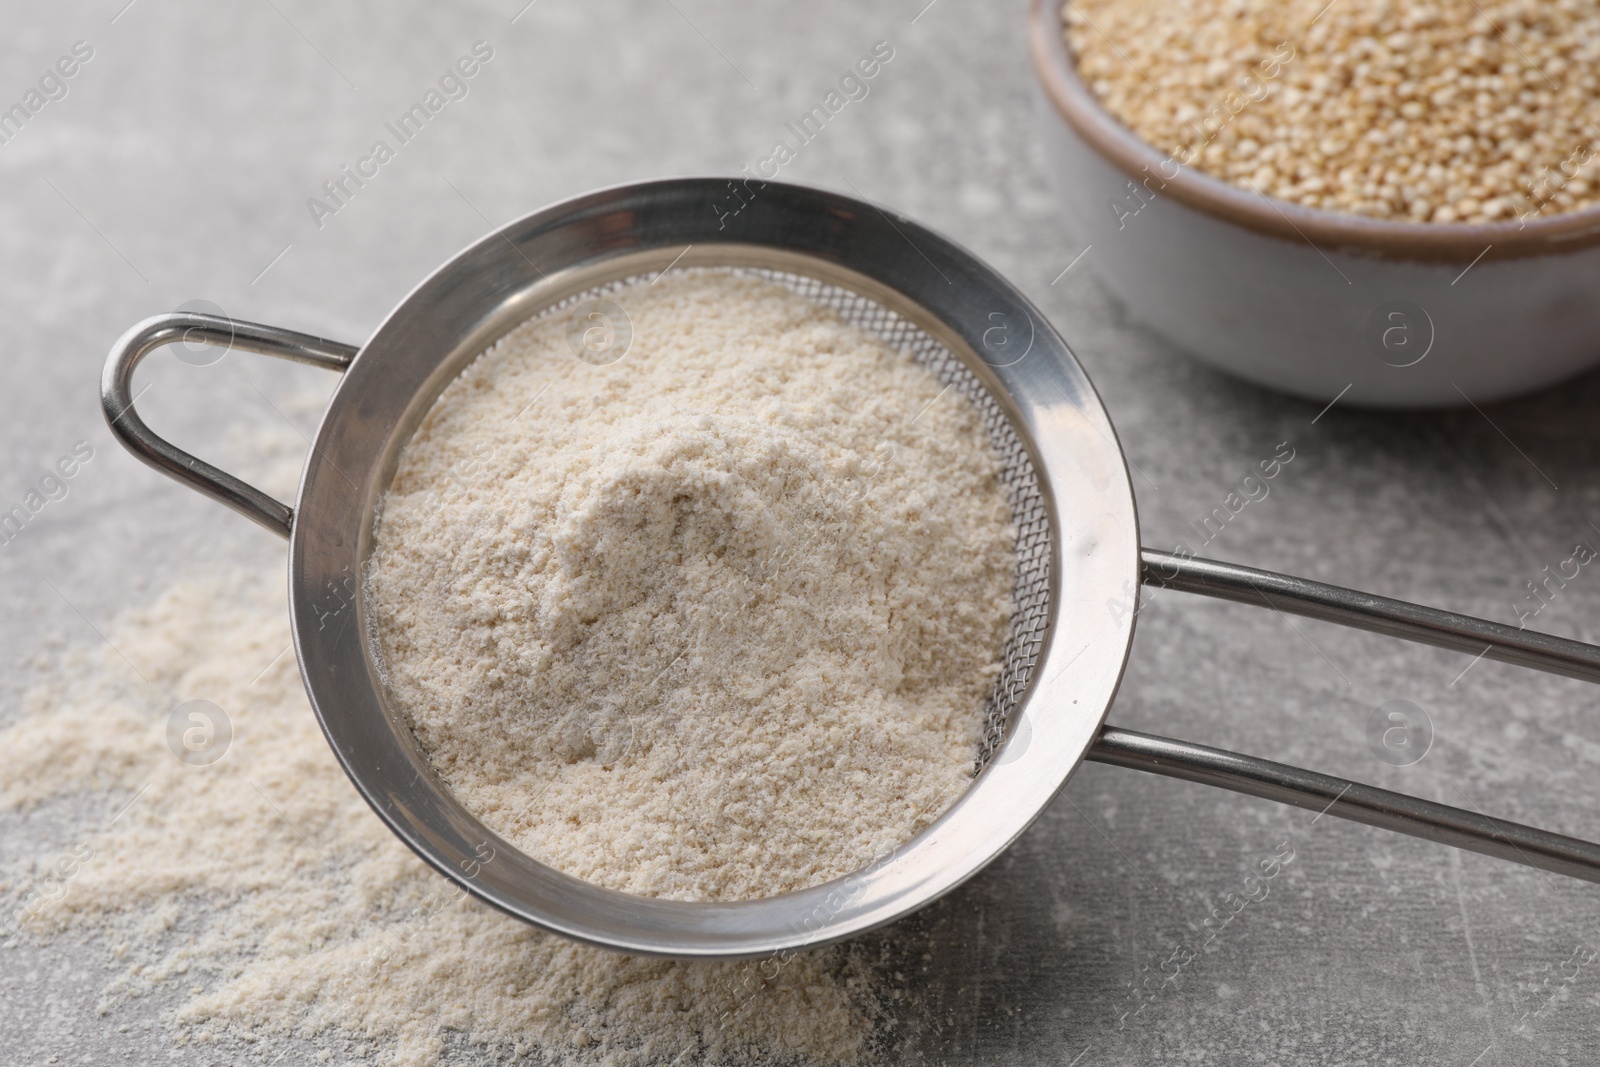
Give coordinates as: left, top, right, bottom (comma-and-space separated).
0, 391, 885, 1066
369, 271, 1016, 902
0, 559, 878, 1067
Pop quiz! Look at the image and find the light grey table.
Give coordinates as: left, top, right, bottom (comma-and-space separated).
4, 0, 1600, 1063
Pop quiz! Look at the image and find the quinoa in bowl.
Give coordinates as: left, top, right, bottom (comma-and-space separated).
1064, 0, 1600, 225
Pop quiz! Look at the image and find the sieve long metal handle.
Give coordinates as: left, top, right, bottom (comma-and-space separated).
1087, 727, 1600, 883
102, 314, 357, 540
1142, 549, 1600, 684
1106, 549, 1600, 883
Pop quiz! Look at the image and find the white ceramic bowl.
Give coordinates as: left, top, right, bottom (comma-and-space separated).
1030, 0, 1600, 409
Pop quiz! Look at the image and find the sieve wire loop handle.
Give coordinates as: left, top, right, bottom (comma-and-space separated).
101, 314, 358, 541
1123, 548, 1600, 883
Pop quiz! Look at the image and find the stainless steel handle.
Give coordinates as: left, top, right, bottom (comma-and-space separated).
1088, 727, 1600, 883
1143, 549, 1600, 683
1120, 549, 1600, 883
101, 314, 358, 540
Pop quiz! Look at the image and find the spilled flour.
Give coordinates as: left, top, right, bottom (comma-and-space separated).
370, 271, 1016, 902
0, 563, 881, 1066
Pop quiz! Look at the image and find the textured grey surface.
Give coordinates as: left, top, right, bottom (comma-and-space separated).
4, 0, 1600, 1063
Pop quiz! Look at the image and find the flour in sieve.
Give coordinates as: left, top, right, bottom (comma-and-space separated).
369, 270, 1016, 902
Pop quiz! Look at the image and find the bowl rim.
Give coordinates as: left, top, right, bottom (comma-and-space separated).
1028, 0, 1600, 264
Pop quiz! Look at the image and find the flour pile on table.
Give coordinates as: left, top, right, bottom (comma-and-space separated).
0, 563, 879, 1066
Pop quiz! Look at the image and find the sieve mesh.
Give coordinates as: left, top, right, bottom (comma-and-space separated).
533, 264, 1052, 772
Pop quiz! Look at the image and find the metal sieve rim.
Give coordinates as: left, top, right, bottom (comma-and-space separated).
292, 179, 1140, 958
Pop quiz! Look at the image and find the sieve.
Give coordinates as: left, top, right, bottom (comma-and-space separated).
103, 178, 1600, 960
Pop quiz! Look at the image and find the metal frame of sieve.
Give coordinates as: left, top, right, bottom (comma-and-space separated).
103, 178, 1600, 961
